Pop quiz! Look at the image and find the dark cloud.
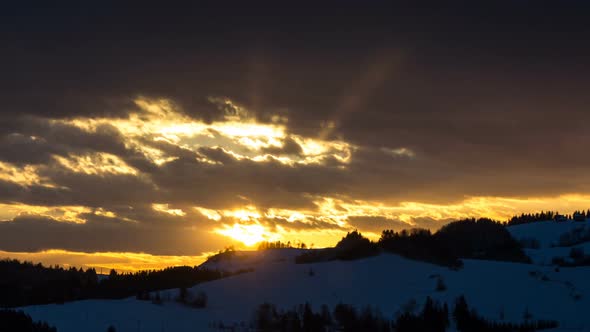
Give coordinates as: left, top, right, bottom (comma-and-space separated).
410, 217, 454, 232
38, 171, 157, 208
2, 3, 588, 122
0, 133, 57, 165
0, 180, 26, 200
150, 156, 351, 210
0, 118, 129, 164
0, 215, 223, 256
347, 216, 411, 234
0, 171, 158, 210
197, 147, 238, 165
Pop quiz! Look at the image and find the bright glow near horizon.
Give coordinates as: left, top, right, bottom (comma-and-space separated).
215, 223, 280, 247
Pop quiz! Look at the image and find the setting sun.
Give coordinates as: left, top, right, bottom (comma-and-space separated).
215, 223, 278, 246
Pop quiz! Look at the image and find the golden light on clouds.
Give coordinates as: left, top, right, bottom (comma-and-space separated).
0, 161, 54, 187
293, 136, 353, 164
277, 228, 348, 249
214, 122, 285, 148
5, 193, 590, 270
53, 153, 138, 176
53, 96, 353, 167
0, 204, 86, 223
134, 144, 179, 166
194, 207, 222, 221
207, 194, 590, 249
194, 193, 590, 249
0, 203, 94, 224
152, 203, 186, 217
315, 194, 590, 228
222, 205, 261, 222
265, 208, 307, 223
8, 95, 590, 272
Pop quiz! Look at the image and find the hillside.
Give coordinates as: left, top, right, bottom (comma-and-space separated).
18, 220, 590, 331
508, 220, 590, 265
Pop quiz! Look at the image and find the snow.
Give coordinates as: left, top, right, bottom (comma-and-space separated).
523, 243, 590, 265
19, 222, 590, 331
507, 220, 590, 248
507, 220, 590, 265
22, 299, 212, 332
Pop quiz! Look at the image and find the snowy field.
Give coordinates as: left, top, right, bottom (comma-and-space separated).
21, 221, 590, 331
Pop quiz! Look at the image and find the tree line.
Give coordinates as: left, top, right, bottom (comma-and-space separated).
507, 210, 590, 226
296, 218, 529, 267
251, 296, 558, 332
258, 240, 311, 250
0, 259, 247, 308
0, 309, 57, 332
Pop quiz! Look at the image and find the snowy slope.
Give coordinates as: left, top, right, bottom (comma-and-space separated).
508, 220, 590, 265
508, 220, 590, 248
21, 249, 590, 331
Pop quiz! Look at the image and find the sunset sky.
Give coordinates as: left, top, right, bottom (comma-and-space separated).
2, 3, 590, 271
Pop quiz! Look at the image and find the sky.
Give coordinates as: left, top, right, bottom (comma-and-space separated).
1, 2, 590, 271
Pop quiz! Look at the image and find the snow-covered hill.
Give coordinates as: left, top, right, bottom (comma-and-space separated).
20, 221, 590, 331
508, 220, 590, 265
508, 220, 590, 248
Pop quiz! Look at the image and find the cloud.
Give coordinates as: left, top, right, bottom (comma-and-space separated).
0, 133, 57, 165
0, 215, 224, 256
347, 216, 411, 234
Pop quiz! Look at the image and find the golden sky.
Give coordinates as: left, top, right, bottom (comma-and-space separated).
2, 4, 590, 271
2, 97, 590, 271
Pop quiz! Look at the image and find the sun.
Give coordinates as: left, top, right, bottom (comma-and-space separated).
215, 224, 277, 247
